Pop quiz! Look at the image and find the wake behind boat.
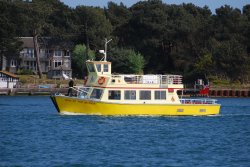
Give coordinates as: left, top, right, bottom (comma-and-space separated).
50, 39, 220, 116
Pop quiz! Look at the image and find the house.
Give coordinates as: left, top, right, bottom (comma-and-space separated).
19, 37, 73, 79
2, 37, 73, 79
0, 71, 19, 88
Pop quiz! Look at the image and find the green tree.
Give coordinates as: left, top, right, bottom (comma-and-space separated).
109, 48, 145, 74
105, 2, 131, 46
0, 1, 23, 68
72, 44, 95, 78
127, 50, 145, 74
75, 6, 112, 51
194, 53, 215, 79
210, 37, 249, 81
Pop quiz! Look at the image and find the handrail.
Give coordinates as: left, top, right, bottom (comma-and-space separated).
111, 74, 182, 85
69, 86, 91, 99
180, 98, 217, 104
71, 86, 90, 94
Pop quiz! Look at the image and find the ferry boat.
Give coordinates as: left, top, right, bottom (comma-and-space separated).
50, 40, 220, 116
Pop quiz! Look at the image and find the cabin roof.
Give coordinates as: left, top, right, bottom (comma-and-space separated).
0, 71, 19, 78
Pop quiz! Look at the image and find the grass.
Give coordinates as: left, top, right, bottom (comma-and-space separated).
209, 78, 250, 89
18, 75, 85, 87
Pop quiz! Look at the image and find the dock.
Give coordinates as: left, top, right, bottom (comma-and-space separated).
178, 89, 250, 97
209, 89, 250, 97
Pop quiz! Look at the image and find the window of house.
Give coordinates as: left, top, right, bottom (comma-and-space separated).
104, 64, 109, 72
124, 90, 136, 100
10, 59, 17, 67
46, 50, 51, 58
96, 64, 101, 72
66, 71, 71, 77
90, 89, 103, 99
27, 48, 34, 58
65, 50, 70, 57
33, 61, 37, 67
55, 50, 62, 57
54, 70, 61, 76
54, 60, 62, 68
140, 90, 151, 100
155, 91, 166, 100
109, 90, 121, 100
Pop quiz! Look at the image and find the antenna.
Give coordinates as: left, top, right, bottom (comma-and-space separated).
99, 38, 112, 61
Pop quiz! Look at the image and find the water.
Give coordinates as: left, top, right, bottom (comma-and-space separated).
0, 96, 250, 166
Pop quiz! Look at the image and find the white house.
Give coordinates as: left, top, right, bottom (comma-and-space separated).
0, 71, 19, 88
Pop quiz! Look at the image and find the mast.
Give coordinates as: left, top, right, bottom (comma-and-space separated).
100, 38, 112, 62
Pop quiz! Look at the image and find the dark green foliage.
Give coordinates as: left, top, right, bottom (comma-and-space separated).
1, 0, 250, 83
74, 6, 112, 51
17, 69, 33, 75
0, 1, 23, 60
108, 48, 145, 74
72, 44, 95, 78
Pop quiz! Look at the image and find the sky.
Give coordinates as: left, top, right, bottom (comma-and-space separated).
61, 0, 250, 13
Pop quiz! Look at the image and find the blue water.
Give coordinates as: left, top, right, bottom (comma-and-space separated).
0, 96, 250, 166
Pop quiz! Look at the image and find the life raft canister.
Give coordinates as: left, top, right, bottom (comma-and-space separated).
98, 77, 106, 85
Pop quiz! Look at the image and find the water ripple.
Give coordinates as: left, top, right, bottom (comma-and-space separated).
0, 96, 250, 166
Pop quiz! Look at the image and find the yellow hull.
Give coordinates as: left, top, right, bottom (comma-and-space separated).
51, 96, 220, 116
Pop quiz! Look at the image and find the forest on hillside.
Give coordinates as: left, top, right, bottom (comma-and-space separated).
0, 0, 250, 83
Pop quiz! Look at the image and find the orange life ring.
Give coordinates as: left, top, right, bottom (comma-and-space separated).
98, 77, 106, 85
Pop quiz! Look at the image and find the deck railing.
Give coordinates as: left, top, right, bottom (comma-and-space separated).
112, 74, 182, 85
180, 98, 217, 104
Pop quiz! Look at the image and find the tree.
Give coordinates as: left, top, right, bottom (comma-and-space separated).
127, 50, 145, 74
26, 0, 54, 78
210, 37, 249, 81
75, 6, 112, 51
194, 53, 215, 79
0, 1, 23, 69
72, 44, 95, 78
121, 0, 170, 73
109, 48, 145, 74
105, 2, 131, 46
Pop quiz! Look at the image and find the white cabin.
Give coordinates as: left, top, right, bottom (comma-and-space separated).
75, 60, 183, 104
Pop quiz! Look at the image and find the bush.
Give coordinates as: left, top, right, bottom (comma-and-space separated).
17, 69, 33, 75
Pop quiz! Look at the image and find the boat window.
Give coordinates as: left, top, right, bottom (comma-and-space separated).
125, 90, 136, 100
140, 91, 151, 100
78, 88, 90, 98
87, 64, 95, 72
96, 64, 101, 72
108, 90, 121, 100
90, 89, 103, 99
155, 91, 166, 100
104, 64, 109, 72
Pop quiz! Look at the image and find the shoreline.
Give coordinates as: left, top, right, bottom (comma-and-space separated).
0, 88, 249, 97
